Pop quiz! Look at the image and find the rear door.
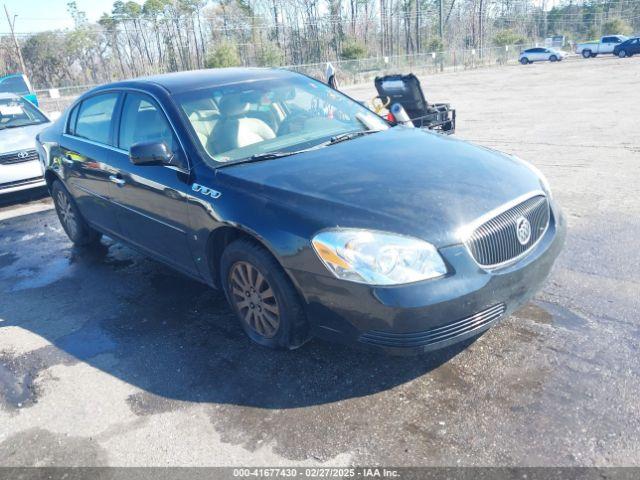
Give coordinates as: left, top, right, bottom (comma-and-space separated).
108, 91, 198, 274
60, 92, 121, 235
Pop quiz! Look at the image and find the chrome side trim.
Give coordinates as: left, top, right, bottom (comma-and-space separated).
62, 133, 125, 154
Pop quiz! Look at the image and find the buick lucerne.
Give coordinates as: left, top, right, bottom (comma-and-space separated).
35, 68, 565, 354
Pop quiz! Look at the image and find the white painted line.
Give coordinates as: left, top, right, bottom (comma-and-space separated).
0, 201, 54, 222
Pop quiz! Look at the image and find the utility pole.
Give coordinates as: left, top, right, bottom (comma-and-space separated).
439, 0, 444, 71
4, 4, 28, 76
439, 0, 443, 44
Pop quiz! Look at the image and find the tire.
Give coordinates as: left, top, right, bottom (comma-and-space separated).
220, 238, 310, 350
618, 49, 627, 58
520, 57, 529, 65
549, 55, 558, 62
582, 50, 592, 58
51, 180, 102, 246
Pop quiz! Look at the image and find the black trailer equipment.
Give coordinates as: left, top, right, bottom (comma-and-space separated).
374, 73, 456, 134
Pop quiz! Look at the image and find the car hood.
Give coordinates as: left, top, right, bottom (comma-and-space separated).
0, 122, 50, 153
217, 127, 546, 246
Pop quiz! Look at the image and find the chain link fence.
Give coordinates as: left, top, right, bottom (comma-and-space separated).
286, 44, 533, 86
35, 44, 531, 115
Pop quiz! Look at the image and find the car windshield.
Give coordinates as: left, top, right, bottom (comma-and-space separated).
176, 74, 389, 165
0, 97, 47, 130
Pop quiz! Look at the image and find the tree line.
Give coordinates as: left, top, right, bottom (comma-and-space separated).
0, 0, 638, 89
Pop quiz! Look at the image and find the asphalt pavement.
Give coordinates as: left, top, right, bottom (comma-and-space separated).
0, 56, 639, 466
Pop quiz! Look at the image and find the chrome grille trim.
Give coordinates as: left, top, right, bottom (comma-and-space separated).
359, 303, 506, 348
464, 192, 550, 268
0, 149, 38, 165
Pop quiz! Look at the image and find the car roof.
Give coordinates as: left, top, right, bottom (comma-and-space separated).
92, 68, 302, 96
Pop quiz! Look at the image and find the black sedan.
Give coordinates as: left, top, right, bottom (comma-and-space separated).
35, 68, 565, 354
614, 37, 640, 58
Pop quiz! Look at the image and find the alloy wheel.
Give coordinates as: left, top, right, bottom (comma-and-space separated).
56, 190, 78, 239
229, 261, 280, 338
619, 50, 627, 58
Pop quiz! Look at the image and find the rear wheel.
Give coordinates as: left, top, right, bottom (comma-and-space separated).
51, 180, 102, 246
618, 49, 627, 58
582, 50, 592, 58
221, 238, 310, 350
520, 57, 529, 65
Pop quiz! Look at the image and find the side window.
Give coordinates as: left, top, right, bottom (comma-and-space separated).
74, 93, 119, 145
67, 104, 79, 134
118, 93, 176, 152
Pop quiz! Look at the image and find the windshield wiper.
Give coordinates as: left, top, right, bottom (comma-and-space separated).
249, 151, 299, 161
218, 149, 308, 167
324, 129, 381, 146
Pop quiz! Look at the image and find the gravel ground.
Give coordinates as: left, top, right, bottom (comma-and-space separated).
0, 55, 639, 467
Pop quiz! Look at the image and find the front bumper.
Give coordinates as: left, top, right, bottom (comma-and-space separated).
290, 202, 566, 355
0, 160, 46, 195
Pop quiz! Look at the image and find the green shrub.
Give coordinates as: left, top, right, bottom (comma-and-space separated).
493, 29, 527, 47
256, 42, 284, 67
340, 40, 367, 60
601, 18, 633, 36
205, 42, 241, 68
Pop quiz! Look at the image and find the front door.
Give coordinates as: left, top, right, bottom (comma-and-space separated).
60, 92, 121, 236
108, 91, 198, 274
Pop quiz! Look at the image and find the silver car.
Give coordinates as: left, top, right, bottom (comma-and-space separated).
519, 47, 567, 64
0, 93, 50, 195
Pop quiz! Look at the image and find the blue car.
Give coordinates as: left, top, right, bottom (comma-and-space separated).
0, 73, 38, 106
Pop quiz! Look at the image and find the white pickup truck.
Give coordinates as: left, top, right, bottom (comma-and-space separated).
576, 35, 628, 58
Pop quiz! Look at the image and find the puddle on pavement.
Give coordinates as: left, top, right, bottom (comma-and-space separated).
8, 257, 72, 292
518, 300, 589, 331
0, 355, 38, 410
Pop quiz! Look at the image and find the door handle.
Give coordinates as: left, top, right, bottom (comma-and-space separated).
61, 154, 74, 165
109, 174, 126, 187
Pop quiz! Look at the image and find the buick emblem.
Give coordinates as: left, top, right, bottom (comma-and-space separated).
17, 150, 29, 159
515, 216, 532, 245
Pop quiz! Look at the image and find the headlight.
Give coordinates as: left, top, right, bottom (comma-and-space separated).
312, 229, 447, 285
512, 155, 552, 198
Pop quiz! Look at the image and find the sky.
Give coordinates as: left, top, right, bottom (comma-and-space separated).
1, 0, 127, 34
2, 0, 562, 35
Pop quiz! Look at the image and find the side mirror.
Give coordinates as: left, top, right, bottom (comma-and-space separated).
129, 141, 174, 166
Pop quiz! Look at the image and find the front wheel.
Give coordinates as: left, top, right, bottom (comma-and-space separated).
549, 55, 558, 62
582, 50, 592, 58
618, 49, 627, 58
51, 180, 102, 246
221, 238, 310, 350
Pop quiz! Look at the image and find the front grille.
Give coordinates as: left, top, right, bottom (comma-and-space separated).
0, 149, 38, 165
359, 303, 506, 348
465, 194, 550, 268
0, 176, 43, 190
